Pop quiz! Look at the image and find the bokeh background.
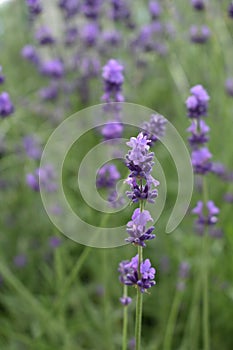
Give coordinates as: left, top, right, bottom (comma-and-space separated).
0, 0, 233, 349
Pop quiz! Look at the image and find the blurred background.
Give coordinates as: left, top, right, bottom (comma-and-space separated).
0, 0, 233, 349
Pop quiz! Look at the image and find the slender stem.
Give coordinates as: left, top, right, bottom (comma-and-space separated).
135, 245, 143, 350
202, 177, 210, 350
163, 289, 182, 350
122, 284, 129, 350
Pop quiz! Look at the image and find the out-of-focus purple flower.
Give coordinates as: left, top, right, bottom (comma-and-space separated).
128, 338, 136, 350
101, 121, 123, 140
35, 26, 55, 45
82, 0, 102, 19
13, 254, 27, 268
26, 0, 42, 16
142, 114, 167, 146
209, 227, 223, 239
178, 261, 190, 279
80, 56, 100, 77
211, 162, 226, 177
102, 59, 124, 103
187, 119, 209, 147
225, 78, 233, 97
23, 135, 42, 160
110, 0, 131, 22
228, 3, 233, 18
223, 192, 233, 203
59, 0, 80, 18
192, 200, 219, 227
101, 30, 121, 47
0, 66, 5, 84
26, 164, 57, 192
191, 0, 205, 11
186, 85, 210, 118
64, 26, 78, 46
149, 1, 161, 19
126, 208, 155, 246
80, 22, 99, 47
190, 25, 211, 44
39, 83, 59, 101
21, 45, 40, 65
0, 92, 14, 118
118, 254, 156, 293
96, 163, 120, 188
191, 147, 212, 174
49, 236, 62, 248
120, 296, 132, 305
40, 59, 64, 79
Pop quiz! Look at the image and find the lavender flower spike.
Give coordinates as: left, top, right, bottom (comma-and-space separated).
186, 84, 210, 119
0, 92, 14, 118
126, 208, 155, 247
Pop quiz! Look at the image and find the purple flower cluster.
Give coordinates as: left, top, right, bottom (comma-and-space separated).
228, 3, 233, 18
26, 0, 42, 17
191, 0, 205, 11
192, 200, 220, 234
149, 1, 161, 20
186, 85, 213, 175
126, 208, 155, 247
142, 114, 167, 146
26, 164, 57, 192
190, 25, 211, 44
125, 133, 159, 203
0, 67, 14, 118
176, 261, 190, 291
101, 59, 124, 103
23, 135, 42, 160
0, 92, 14, 118
96, 163, 120, 189
118, 255, 156, 294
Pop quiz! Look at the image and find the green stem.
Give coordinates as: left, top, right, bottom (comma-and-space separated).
135, 245, 143, 350
122, 284, 129, 350
202, 177, 210, 350
163, 289, 182, 350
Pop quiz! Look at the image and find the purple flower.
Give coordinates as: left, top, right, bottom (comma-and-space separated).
225, 78, 233, 97
13, 254, 27, 268
39, 84, 59, 101
178, 262, 190, 279
118, 255, 156, 293
96, 163, 120, 188
40, 59, 64, 79
192, 200, 219, 226
49, 236, 62, 248
190, 25, 211, 44
58, 0, 80, 18
0, 92, 14, 118
21, 45, 40, 65
102, 59, 124, 103
81, 23, 99, 47
35, 26, 55, 45
126, 208, 155, 247
142, 114, 167, 145
191, 147, 212, 174
101, 121, 123, 140
26, 164, 57, 192
26, 0, 42, 16
191, 0, 205, 10
0, 66, 5, 84
186, 85, 210, 118
120, 296, 132, 305
125, 177, 158, 203
101, 30, 121, 47
23, 135, 42, 160
82, 0, 102, 19
149, 1, 161, 19
228, 3, 233, 18
210, 162, 226, 177
64, 26, 78, 46
110, 0, 131, 23
187, 119, 209, 147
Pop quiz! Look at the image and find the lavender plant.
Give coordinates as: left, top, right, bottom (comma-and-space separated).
118, 131, 161, 350
186, 84, 220, 350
